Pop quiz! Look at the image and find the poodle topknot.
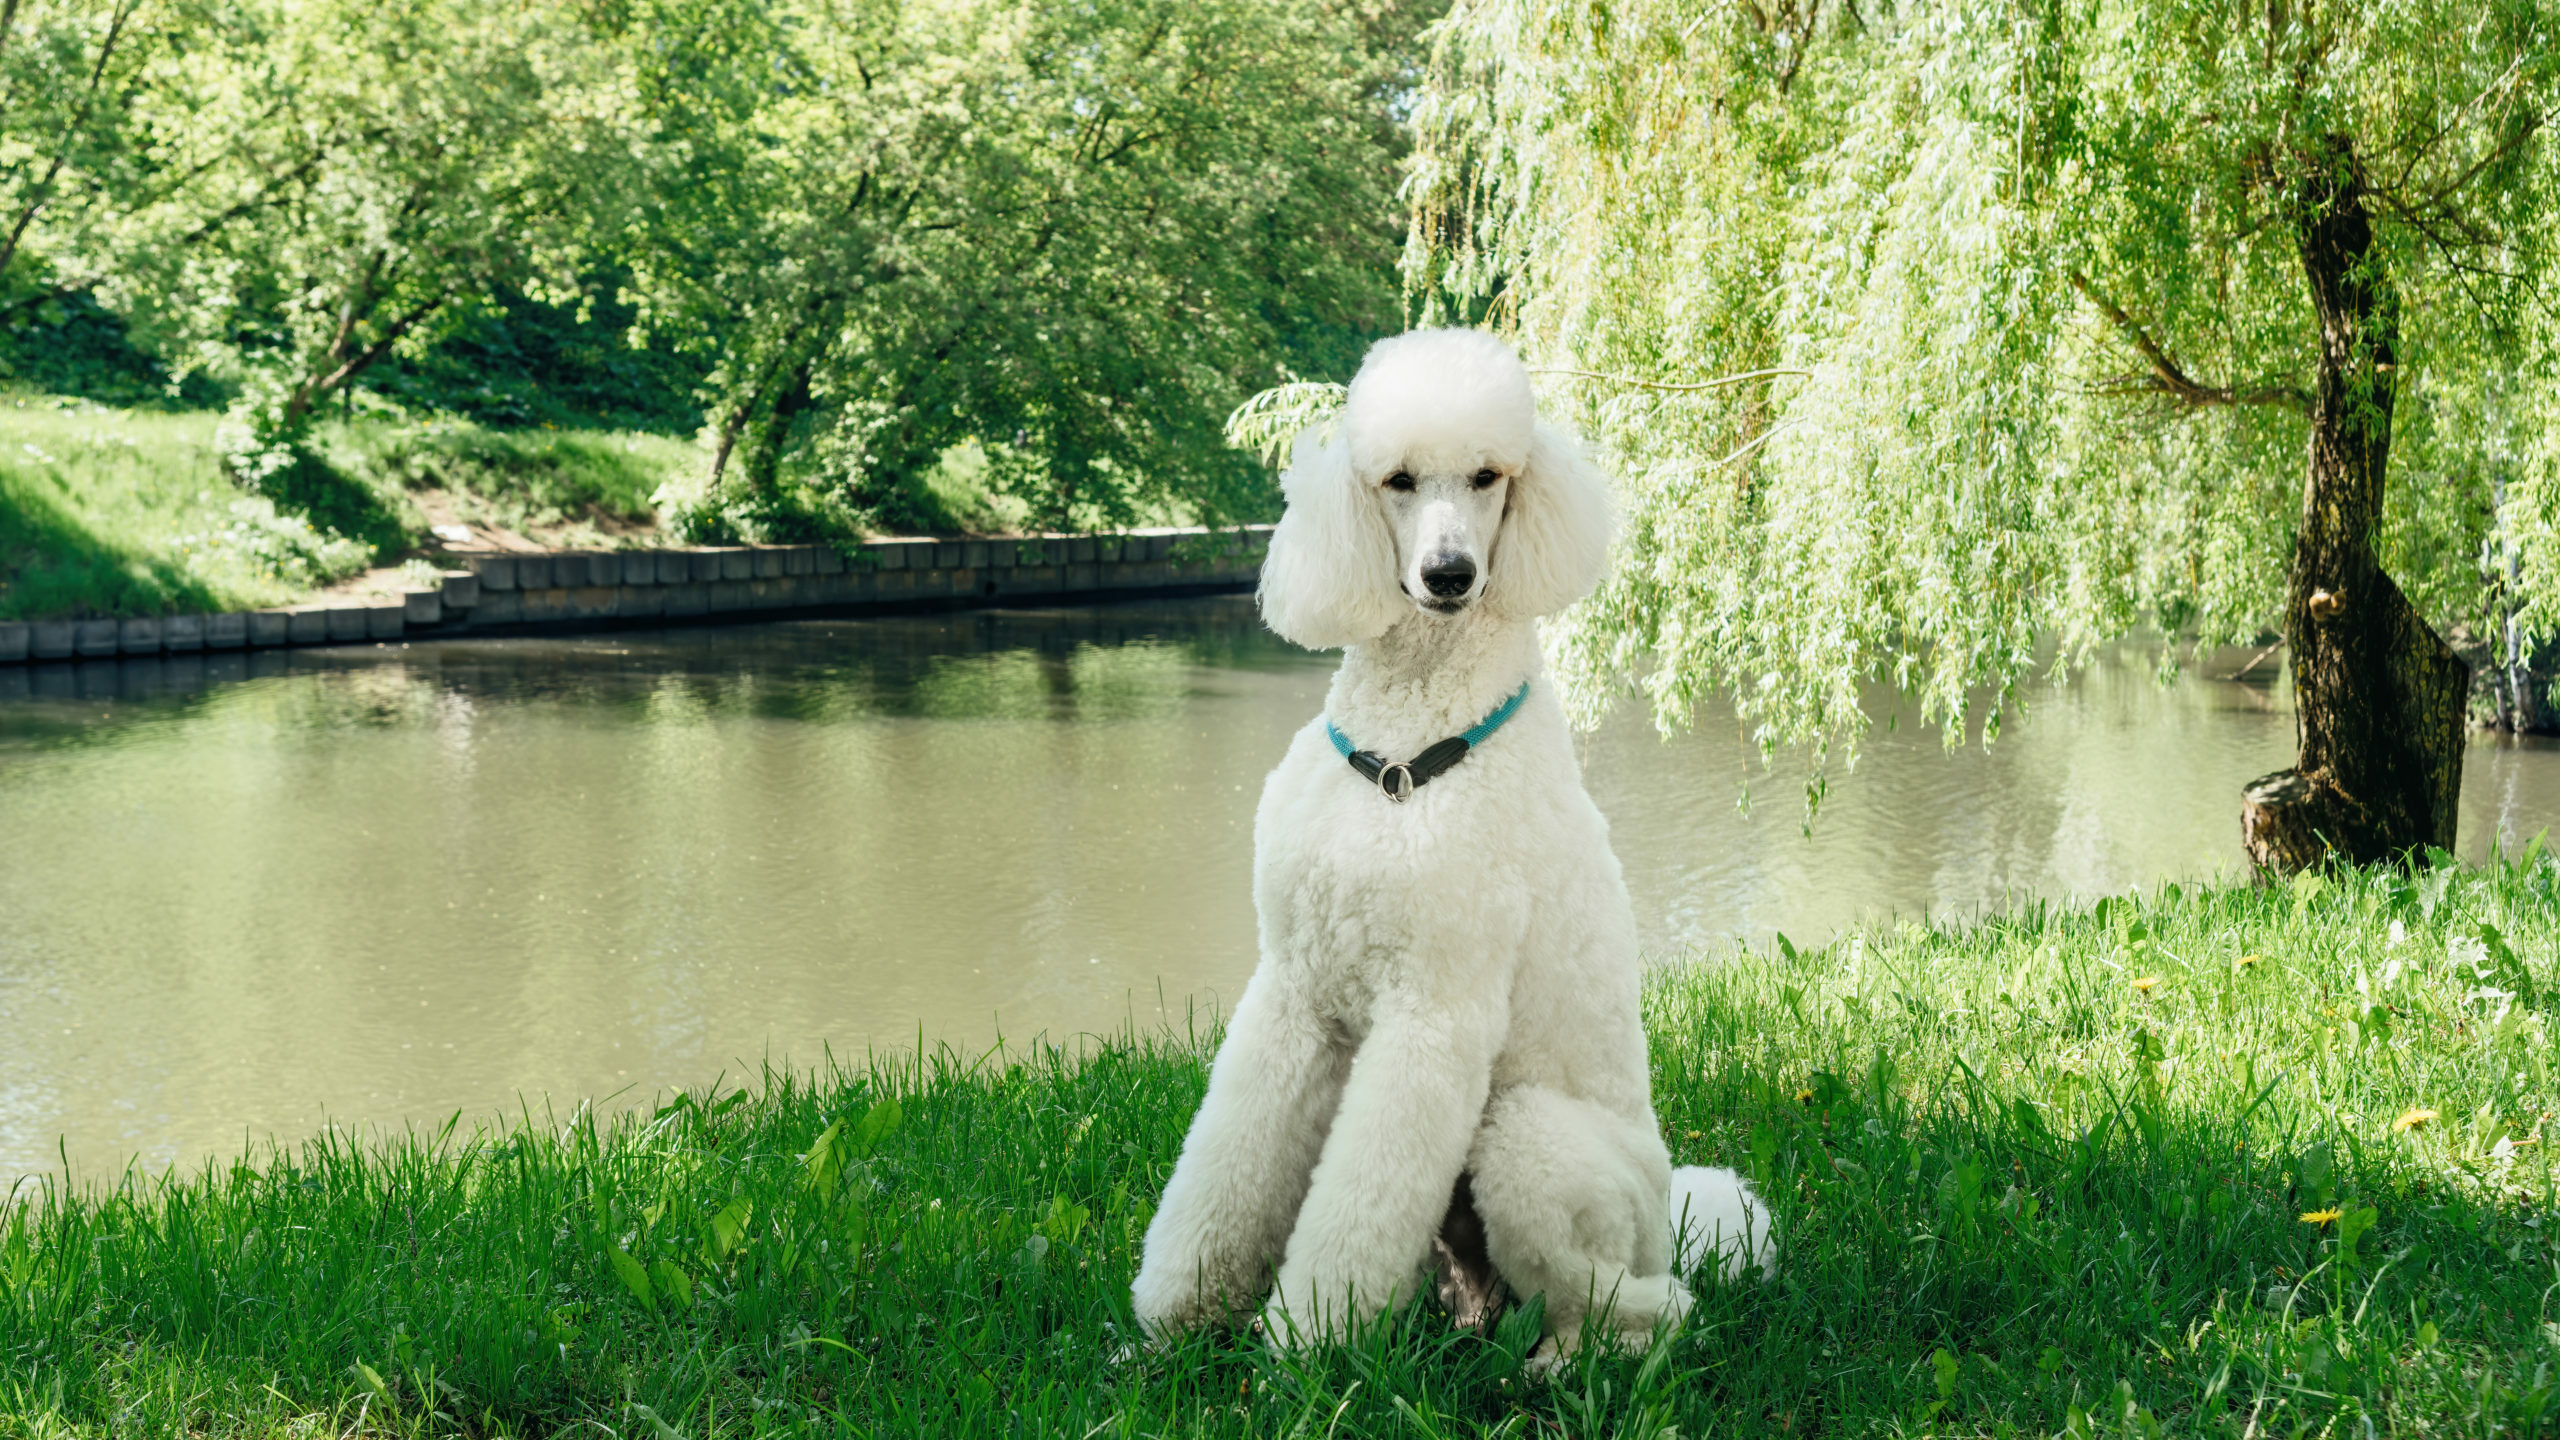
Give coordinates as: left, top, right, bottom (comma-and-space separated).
1257, 328, 1617, 651
1341, 328, 1538, 481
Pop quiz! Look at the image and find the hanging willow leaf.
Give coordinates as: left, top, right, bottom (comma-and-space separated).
1409, 0, 2560, 791
1224, 381, 1348, 467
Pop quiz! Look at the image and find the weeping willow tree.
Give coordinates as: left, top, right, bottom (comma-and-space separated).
1395, 0, 2559, 866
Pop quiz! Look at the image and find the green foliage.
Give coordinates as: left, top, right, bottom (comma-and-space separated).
3, 860, 2556, 1435
1407, 0, 2560, 760
7, 0, 1421, 547
0, 292, 221, 407
621, 0, 1413, 537
82, 0, 634, 476
362, 280, 710, 436
0, 0, 158, 313
1224, 379, 1350, 465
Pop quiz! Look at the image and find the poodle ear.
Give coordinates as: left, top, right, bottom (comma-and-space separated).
1486, 421, 1617, 619
1257, 427, 1404, 650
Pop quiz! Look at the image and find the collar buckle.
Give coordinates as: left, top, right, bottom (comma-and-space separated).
1326, 681, 1529, 805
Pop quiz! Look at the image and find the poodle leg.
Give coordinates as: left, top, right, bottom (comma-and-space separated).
1262, 992, 1504, 1344
1467, 1087, 1689, 1355
1132, 971, 1349, 1338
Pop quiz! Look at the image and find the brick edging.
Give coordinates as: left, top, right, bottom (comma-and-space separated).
0, 527, 1273, 666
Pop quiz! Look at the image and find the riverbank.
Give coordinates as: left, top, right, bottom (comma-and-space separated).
0, 526, 1269, 666
3, 859, 2554, 1436
0, 396, 1272, 663
0, 399, 691, 622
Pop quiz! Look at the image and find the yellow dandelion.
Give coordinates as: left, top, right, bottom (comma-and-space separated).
1795, 1088, 1815, 1103
2301, 1208, 2343, 1225
2132, 975, 2161, 993
2393, 1107, 2439, 1133
1685, 1130, 1702, 1140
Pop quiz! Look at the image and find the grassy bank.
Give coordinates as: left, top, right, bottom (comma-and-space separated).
0, 398, 694, 622
3, 856, 2556, 1437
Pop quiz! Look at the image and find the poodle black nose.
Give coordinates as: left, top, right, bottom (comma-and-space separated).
1421, 556, 1476, 599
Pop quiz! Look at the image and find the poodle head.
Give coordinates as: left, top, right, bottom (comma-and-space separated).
1256, 329, 1617, 650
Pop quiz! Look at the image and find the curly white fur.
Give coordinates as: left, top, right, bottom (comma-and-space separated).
1132, 328, 1769, 1354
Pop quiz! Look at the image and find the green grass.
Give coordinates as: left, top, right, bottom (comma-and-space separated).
0, 401, 370, 621
0, 398, 698, 622
330, 417, 695, 542
4, 856, 2556, 1437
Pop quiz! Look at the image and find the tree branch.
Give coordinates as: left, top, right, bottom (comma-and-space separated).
326, 294, 442, 387
285, 292, 447, 427
2387, 53, 2530, 201
0, 142, 329, 310
168, 145, 328, 247
2067, 269, 2308, 415
2423, 111, 2543, 212
0, 0, 139, 278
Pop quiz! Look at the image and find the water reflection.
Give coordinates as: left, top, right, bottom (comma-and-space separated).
1, 597, 2552, 1185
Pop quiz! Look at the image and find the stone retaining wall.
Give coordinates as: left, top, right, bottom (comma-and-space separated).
0, 526, 1272, 666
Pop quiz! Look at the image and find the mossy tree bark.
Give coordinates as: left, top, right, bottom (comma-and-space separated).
2242, 138, 2470, 873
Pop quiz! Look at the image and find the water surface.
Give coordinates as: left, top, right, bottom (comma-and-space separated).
2, 597, 2552, 1184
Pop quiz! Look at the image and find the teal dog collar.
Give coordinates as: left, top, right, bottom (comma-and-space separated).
1325, 682, 1531, 803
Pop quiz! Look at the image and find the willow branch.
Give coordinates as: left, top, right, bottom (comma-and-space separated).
2423, 111, 2543, 212
1530, 365, 1809, 394
2387, 54, 2532, 201
2067, 269, 2308, 415
1707, 423, 1785, 471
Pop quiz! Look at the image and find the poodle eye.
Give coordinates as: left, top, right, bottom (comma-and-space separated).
1384, 471, 1416, 492
1472, 468, 1500, 489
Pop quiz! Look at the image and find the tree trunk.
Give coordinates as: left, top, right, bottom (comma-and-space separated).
738, 355, 817, 503
704, 323, 820, 496
277, 295, 443, 435
2241, 137, 2470, 873
703, 398, 749, 490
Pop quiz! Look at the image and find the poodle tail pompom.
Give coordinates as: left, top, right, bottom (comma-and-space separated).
1669, 1166, 1776, 1282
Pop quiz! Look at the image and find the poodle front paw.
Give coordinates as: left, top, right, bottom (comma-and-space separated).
1130, 1261, 1247, 1341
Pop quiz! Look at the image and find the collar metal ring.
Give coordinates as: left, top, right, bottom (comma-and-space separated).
1378, 761, 1415, 802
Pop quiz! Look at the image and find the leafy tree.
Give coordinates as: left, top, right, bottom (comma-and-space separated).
1404, 0, 2560, 865
92, 0, 629, 484
618, 0, 1412, 538
363, 276, 710, 436
0, 0, 150, 318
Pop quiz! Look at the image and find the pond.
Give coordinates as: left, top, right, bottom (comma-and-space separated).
3, 595, 2554, 1186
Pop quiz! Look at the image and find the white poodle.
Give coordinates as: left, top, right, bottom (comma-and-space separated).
1131, 328, 1774, 1356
